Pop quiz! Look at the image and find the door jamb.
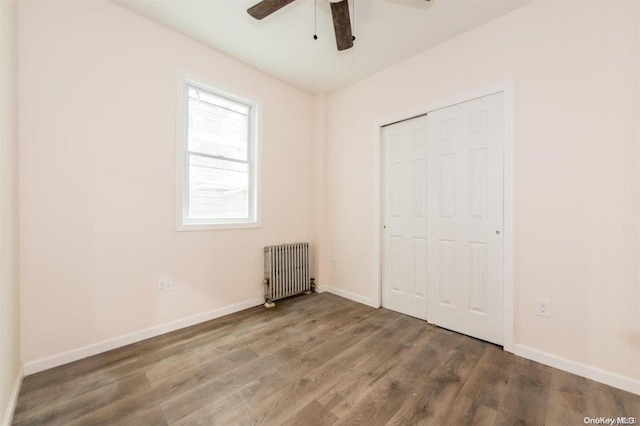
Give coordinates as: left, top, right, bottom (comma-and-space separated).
374, 81, 515, 353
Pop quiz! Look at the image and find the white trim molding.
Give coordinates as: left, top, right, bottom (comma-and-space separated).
175, 69, 263, 232
1, 367, 23, 426
22, 298, 264, 376
317, 286, 377, 308
373, 80, 515, 352
514, 344, 640, 396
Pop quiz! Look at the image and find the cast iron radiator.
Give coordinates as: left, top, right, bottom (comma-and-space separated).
263, 243, 311, 307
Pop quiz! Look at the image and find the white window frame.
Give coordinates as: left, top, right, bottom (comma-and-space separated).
176, 72, 261, 231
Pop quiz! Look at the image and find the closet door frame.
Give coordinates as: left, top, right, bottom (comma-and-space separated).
373, 81, 514, 353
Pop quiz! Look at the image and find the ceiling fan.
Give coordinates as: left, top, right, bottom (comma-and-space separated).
247, 0, 430, 52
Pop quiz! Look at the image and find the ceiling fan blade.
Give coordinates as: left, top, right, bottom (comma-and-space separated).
247, 0, 297, 20
330, 0, 354, 51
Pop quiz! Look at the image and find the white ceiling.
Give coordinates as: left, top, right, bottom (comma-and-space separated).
112, 0, 531, 94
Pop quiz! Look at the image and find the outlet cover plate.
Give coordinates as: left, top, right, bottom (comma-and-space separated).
158, 279, 174, 293
535, 298, 550, 317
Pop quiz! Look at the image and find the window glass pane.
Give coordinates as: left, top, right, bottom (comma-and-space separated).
188, 86, 249, 161
188, 154, 249, 220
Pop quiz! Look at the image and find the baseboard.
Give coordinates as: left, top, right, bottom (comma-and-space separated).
1, 366, 23, 426
22, 297, 264, 376
318, 286, 378, 308
514, 344, 640, 396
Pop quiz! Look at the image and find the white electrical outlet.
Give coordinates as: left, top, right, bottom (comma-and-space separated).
158, 278, 174, 293
535, 298, 550, 317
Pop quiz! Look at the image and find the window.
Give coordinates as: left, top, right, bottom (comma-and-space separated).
177, 78, 259, 230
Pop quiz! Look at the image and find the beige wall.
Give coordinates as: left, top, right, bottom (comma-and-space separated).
0, 0, 20, 422
19, 0, 316, 364
322, 0, 640, 380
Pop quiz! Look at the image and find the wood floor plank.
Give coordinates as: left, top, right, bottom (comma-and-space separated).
13, 373, 151, 426
172, 393, 252, 426
84, 402, 169, 426
275, 310, 391, 380
159, 304, 390, 423
592, 380, 640, 404
318, 323, 452, 419
69, 345, 260, 425
440, 395, 497, 426
547, 368, 598, 418
145, 298, 366, 387
384, 337, 487, 425
545, 401, 590, 426
236, 370, 289, 407
332, 374, 413, 426
159, 334, 317, 422
241, 315, 418, 425
166, 309, 400, 424
145, 345, 260, 387
236, 315, 410, 421
458, 344, 514, 410
594, 388, 640, 419
281, 400, 338, 426
14, 354, 141, 419
17, 346, 139, 405
13, 293, 640, 426
331, 329, 467, 425
136, 293, 340, 365
245, 301, 375, 357
494, 368, 551, 426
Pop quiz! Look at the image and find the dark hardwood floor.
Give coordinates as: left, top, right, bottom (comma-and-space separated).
13, 293, 640, 425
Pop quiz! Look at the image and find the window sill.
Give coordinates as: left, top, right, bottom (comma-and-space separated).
175, 221, 261, 232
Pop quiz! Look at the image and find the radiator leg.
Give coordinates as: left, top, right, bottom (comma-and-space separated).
264, 278, 275, 308
304, 277, 315, 295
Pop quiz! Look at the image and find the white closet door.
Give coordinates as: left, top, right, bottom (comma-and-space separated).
382, 116, 428, 320
426, 93, 505, 345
